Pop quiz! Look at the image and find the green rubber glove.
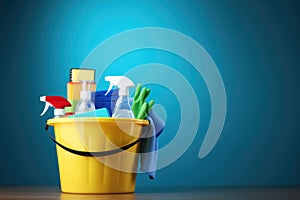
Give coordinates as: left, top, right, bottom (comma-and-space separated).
132, 83, 154, 119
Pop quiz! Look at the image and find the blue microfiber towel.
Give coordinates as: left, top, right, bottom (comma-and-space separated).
139, 110, 165, 179
148, 109, 165, 138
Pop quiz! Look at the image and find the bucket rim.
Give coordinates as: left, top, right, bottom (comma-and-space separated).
47, 117, 149, 127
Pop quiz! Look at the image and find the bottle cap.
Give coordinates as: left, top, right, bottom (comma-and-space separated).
54, 108, 65, 117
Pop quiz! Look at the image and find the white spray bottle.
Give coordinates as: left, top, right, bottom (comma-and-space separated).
75, 80, 96, 114
105, 76, 135, 118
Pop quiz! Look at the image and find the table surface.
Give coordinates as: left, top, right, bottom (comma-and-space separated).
0, 186, 299, 200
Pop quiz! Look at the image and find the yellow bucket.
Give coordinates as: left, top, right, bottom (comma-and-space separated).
47, 117, 149, 194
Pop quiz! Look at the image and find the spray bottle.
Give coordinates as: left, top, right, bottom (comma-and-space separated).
105, 76, 134, 118
75, 80, 96, 114
40, 96, 71, 118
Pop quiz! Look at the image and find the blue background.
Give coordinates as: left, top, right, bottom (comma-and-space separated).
0, 0, 299, 187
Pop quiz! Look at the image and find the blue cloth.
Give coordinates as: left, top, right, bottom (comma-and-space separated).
68, 108, 109, 118
91, 89, 118, 116
139, 109, 165, 179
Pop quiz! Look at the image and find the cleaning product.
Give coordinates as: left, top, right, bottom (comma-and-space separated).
75, 80, 95, 114
66, 68, 96, 115
91, 89, 119, 116
105, 76, 134, 118
40, 96, 71, 118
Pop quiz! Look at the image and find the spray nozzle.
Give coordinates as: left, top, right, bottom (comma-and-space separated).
40, 96, 71, 117
104, 76, 134, 96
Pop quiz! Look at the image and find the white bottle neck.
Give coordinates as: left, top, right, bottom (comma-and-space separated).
54, 109, 65, 117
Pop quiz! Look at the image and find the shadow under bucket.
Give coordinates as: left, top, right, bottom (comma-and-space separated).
47, 117, 149, 194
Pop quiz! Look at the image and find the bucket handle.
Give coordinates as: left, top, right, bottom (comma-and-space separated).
45, 124, 141, 157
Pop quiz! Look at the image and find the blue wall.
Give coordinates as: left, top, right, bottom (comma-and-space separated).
0, 0, 299, 187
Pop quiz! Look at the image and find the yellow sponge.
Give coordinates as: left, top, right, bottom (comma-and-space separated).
70, 68, 95, 82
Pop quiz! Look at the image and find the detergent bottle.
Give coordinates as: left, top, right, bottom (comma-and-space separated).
75, 80, 95, 114
40, 96, 71, 118
105, 76, 134, 118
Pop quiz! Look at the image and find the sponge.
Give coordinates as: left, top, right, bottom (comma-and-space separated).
70, 68, 95, 82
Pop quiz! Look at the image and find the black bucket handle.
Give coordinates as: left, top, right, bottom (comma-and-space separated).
45, 124, 141, 157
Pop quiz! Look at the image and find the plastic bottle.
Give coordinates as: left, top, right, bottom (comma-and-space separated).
75, 80, 95, 114
105, 76, 134, 118
40, 96, 71, 118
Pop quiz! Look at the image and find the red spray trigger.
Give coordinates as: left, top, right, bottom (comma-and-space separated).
40, 96, 71, 117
